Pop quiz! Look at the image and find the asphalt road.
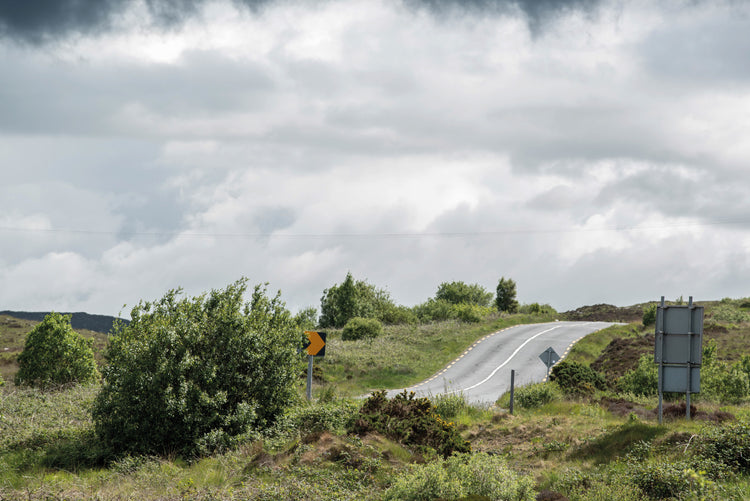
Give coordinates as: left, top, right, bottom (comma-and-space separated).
387, 321, 614, 404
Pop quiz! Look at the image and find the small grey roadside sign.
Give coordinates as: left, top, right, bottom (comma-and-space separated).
539, 346, 560, 370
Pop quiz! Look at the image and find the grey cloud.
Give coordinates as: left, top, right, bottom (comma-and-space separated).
0, 0, 270, 44
641, 6, 750, 84
0, 0, 604, 45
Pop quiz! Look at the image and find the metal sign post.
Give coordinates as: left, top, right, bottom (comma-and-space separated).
302, 330, 326, 401
654, 296, 703, 423
539, 346, 560, 378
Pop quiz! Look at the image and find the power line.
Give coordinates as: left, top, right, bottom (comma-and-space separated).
0, 217, 745, 239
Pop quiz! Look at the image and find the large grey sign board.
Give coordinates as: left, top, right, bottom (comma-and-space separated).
662, 366, 701, 393
654, 305, 704, 365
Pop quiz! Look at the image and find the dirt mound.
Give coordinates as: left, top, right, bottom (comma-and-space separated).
592, 333, 654, 379
563, 304, 643, 323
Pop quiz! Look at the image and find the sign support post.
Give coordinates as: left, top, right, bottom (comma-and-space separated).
302, 330, 326, 401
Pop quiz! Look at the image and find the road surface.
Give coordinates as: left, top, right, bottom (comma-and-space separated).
387, 321, 614, 404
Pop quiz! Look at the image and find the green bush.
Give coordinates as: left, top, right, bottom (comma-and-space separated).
701, 361, 750, 404
515, 382, 559, 409
626, 459, 693, 500
319, 272, 398, 328
455, 303, 485, 323
284, 400, 360, 435
617, 354, 658, 396
694, 419, 750, 474
384, 452, 535, 501
341, 317, 383, 341
549, 361, 606, 395
412, 298, 458, 323
642, 303, 657, 327
14, 312, 99, 388
350, 390, 470, 458
519, 302, 557, 315
92, 279, 301, 457
0, 373, 4, 387
435, 281, 493, 307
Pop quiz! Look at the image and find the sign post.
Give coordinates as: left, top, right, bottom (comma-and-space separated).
654, 296, 703, 423
539, 346, 560, 378
303, 330, 326, 401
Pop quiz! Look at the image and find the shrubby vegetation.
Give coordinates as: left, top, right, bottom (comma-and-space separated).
549, 361, 606, 395
15, 312, 99, 388
384, 452, 535, 501
319, 272, 400, 328
92, 279, 301, 457
514, 382, 560, 409
350, 390, 470, 458
642, 303, 657, 326
434, 281, 493, 307
341, 317, 383, 341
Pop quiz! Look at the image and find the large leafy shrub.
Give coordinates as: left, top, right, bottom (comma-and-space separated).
642, 303, 657, 327
92, 280, 301, 457
435, 281, 492, 307
350, 390, 470, 458
384, 452, 535, 501
14, 312, 99, 388
319, 272, 397, 327
341, 317, 383, 341
549, 361, 606, 395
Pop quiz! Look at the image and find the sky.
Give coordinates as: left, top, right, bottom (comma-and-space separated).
1, 0, 750, 317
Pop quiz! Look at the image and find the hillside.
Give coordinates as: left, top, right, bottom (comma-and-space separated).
0, 310, 126, 334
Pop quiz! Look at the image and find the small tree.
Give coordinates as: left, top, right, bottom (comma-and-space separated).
92, 279, 301, 457
14, 312, 99, 388
435, 281, 492, 307
319, 272, 397, 327
495, 277, 519, 313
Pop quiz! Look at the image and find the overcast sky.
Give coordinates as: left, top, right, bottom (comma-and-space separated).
1, 0, 749, 317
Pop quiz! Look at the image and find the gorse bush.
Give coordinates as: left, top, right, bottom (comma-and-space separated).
350, 390, 470, 458
549, 361, 606, 395
14, 312, 99, 388
92, 279, 301, 457
384, 452, 535, 501
341, 317, 383, 341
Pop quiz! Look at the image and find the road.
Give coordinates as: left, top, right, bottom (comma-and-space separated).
386, 321, 614, 404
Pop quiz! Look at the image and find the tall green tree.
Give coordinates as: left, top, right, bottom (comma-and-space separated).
15, 312, 99, 388
435, 281, 492, 306
495, 277, 519, 313
319, 272, 397, 328
92, 279, 301, 456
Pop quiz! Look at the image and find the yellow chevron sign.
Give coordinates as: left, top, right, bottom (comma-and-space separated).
304, 330, 326, 357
